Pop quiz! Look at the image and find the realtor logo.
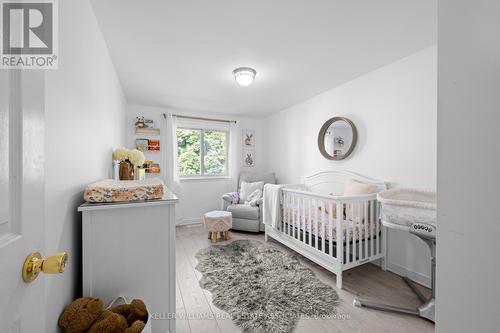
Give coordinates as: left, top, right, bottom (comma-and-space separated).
1, 0, 58, 69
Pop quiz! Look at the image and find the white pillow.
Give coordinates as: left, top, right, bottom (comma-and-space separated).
240, 181, 264, 203
244, 189, 262, 206
343, 179, 373, 196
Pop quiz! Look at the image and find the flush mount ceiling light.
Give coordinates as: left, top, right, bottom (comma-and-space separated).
232, 67, 256, 86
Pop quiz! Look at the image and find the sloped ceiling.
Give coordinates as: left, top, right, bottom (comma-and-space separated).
91, 0, 436, 117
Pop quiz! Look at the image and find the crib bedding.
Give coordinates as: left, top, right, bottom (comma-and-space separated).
282, 206, 377, 243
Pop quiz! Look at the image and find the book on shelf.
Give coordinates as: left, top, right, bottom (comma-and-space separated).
144, 118, 155, 128
143, 160, 161, 174
135, 138, 160, 152
146, 163, 161, 174
135, 138, 149, 151
148, 140, 160, 151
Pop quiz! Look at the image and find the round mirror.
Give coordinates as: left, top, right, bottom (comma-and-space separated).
318, 117, 357, 160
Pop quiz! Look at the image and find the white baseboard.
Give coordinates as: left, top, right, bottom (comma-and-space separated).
175, 218, 432, 288
177, 217, 203, 226
368, 259, 431, 288
386, 261, 431, 288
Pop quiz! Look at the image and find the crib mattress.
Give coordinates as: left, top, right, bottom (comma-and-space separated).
282, 207, 377, 243
84, 178, 165, 203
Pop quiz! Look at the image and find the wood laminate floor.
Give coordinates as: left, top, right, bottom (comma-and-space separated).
175, 224, 434, 333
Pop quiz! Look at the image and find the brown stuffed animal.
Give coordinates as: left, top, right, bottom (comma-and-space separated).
87, 310, 128, 333
109, 299, 148, 326
124, 320, 146, 333
58, 297, 103, 333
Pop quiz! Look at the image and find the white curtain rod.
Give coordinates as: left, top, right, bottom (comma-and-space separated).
163, 113, 237, 124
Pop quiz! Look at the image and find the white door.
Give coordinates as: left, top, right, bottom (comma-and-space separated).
0, 70, 46, 332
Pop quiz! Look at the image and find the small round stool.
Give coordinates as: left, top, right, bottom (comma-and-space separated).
203, 210, 232, 243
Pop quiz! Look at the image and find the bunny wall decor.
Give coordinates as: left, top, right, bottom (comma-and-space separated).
242, 150, 255, 167
243, 129, 255, 147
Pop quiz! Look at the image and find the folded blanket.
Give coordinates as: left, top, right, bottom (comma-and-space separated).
263, 184, 286, 228
223, 191, 240, 204
84, 178, 164, 203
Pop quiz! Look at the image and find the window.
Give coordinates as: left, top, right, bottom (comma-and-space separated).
177, 127, 228, 177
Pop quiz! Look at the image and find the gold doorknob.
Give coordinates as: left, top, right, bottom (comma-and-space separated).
22, 251, 68, 283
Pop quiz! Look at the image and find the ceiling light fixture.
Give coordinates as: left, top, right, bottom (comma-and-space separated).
232, 67, 256, 86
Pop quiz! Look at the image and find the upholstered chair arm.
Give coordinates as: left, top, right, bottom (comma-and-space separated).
221, 192, 240, 210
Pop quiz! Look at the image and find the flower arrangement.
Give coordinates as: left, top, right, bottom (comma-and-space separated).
128, 149, 146, 167
112, 148, 145, 166
113, 148, 146, 180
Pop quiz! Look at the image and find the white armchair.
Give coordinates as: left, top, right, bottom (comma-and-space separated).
221, 172, 276, 232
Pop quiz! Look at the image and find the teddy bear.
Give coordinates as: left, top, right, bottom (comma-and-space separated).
59, 297, 148, 333
58, 297, 104, 333
124, 320, 145, 333
109, 299, 148, 326
87, 310, 128, 333
134, 116, 146, 128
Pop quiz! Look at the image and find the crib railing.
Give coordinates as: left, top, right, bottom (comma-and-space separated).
280, 188, 382, 267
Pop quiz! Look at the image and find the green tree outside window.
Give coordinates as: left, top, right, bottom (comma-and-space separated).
177, 128, 227, 176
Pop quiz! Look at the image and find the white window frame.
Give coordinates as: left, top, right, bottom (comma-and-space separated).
177, 126, 229, 180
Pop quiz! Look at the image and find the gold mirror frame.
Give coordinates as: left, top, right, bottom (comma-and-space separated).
318, 117, 358, 161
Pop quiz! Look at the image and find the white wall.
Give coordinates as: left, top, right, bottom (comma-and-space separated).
44, 0, 126, 331
437, 1, 500, 331
263, 46, 437, 286
127, 104, 265, 224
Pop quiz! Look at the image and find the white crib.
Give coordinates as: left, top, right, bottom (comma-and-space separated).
265, 170, 387, 289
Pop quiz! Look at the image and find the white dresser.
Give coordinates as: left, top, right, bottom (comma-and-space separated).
78, 191, 178, 333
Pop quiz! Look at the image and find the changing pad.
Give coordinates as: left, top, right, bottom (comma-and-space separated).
378, 188, 436, 227
84, 178, 165, 203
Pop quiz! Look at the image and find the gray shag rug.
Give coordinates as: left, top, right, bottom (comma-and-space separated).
195, 240, 339, 333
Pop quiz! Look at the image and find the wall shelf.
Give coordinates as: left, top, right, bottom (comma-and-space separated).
135, 127, 160, 135
136, 146, 161, 152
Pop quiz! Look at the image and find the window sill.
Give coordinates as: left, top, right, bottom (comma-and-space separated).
179, 176, 231, 182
